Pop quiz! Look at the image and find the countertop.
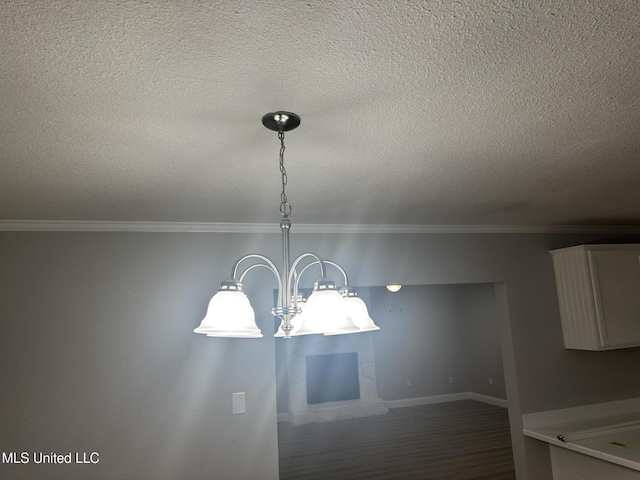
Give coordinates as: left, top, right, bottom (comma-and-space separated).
523, 398, 640, 472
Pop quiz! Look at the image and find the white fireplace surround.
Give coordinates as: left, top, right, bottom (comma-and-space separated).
282, 332, 388, 425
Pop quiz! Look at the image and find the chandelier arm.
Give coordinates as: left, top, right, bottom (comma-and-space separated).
231, 254, 283, 307
238, 263, 277, 283
296, 259, 349, 285
287, 252, 328, 310
293, 259, 350, 299
322, 260, 349, 286
289, 252, 327, 279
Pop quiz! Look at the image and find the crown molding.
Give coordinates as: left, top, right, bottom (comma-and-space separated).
1, 220, 640, 234
0, 221, 281, 233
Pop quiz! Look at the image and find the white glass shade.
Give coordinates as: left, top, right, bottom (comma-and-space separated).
291, 294, 325, 336
344, 295, 380, 332
296, 289, 359, 336
386, 284, 402, 293
194, 290, 262, 338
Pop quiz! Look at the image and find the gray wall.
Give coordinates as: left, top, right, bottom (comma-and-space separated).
369, 283, 506, 401
0, 232, 281, 480
371, 285, 468, 400
2, 230, 640, 480
276, 283, 506, 411
458, 283, 507, 399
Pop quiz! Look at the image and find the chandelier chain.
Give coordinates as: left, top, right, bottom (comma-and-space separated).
278, 130, 292, 217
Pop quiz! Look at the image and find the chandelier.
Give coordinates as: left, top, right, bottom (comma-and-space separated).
194, 112, 380, 339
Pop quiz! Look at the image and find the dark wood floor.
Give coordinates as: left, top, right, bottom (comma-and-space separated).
278, 400, 515, 480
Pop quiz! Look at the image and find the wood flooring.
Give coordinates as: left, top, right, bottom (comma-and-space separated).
277, 400, 515, 479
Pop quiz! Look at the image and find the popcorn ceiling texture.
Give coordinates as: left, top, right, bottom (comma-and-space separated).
1, 0, 639, 225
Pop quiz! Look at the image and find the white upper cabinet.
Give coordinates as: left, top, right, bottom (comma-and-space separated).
550, 245, 640, 350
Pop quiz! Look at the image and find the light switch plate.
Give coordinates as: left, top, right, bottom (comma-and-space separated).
232, 392, 246, 414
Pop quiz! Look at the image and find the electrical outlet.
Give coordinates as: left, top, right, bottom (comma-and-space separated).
489, 377, 494, 386
405, 379, 412, 387
448, 376, 454, 384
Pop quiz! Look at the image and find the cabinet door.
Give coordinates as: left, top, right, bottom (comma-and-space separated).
588, 250, 640, 347
550, 446, 640, 480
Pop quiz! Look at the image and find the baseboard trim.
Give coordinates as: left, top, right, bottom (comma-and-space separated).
386, 393, 470, 409
277, 392, 508, 422
387, 392, 508, 410
468, 392, 509, 408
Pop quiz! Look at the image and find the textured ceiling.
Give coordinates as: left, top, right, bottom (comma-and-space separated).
1, 0, 639, 226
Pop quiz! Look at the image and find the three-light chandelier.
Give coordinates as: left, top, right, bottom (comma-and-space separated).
194, 112, 380, 339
